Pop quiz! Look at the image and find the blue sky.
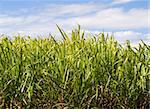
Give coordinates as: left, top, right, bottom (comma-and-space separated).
0, 0, 149, 44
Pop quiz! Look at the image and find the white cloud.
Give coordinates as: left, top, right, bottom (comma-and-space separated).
112, 0, 134, 4
0, 16, 23, 26
114, 31, 150, 46
0, 2, 149, 44
114, 31, 143, 42
85, 30, 150, 45
0, 3, 149, 30
59, 8, 149, 30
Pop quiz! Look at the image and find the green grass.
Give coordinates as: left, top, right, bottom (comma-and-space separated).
0, 26, 150, 109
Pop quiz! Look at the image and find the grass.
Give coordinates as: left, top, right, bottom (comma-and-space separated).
0, 26, 150, 109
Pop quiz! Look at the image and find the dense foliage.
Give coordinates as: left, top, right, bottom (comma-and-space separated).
0, 26, 150, 109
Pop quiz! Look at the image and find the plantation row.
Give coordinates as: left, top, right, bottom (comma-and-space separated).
0, 26, 150, 108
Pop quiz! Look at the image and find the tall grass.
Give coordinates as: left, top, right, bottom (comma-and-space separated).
0, 26, 149, 109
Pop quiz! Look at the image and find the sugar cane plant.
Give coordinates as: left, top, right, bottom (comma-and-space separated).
0, 25, 149, 109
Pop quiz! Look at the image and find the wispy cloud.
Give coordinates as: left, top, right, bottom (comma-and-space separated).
112, 0, 134, 4
0, 1, 149, 44
58, 8, 149, 30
